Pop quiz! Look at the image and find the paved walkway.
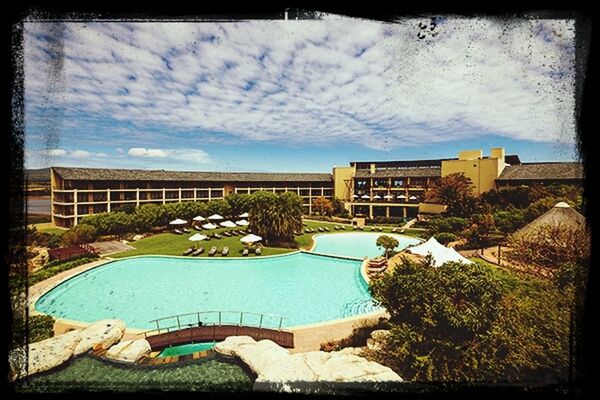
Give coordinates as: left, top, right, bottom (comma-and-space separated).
88, 241, 135, 255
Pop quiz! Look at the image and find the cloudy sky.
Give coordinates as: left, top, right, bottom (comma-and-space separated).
23, 15, 579, 172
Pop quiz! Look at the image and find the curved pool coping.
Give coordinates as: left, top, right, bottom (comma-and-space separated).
308, 231, 424, 253
29, 251, 385, 346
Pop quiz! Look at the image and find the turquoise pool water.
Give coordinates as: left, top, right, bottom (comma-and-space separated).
36, 252, 381, 330
158, 342, 214, 357
311, 232, 422, 259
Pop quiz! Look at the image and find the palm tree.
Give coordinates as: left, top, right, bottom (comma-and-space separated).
249, 191, 303, 245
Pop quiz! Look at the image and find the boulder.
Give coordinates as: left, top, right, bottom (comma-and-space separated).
74, 319, 126, 356
105, 339, 151, 363
370, 329, 390, 341
366, 338, 383, 351
213, 335, 257, 356
337, 347, 364, 356
9, 329, 82, 381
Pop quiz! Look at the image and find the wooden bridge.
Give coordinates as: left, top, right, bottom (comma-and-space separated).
143, 311, 294, 350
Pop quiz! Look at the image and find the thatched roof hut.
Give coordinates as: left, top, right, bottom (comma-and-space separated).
514, 202, 585, 238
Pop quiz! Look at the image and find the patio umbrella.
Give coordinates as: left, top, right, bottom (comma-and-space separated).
383, 194, 394, 199
188, 233, 207, 242
208, 214, 224, 220
192, 216, 206, 221
352, 194, 359, 198
398, 194, 407, 200
202, 223, 217, 230
169, 219, 187, 225
238, 212, 249, 218
220, 220, 237, 228
409, 195, 418, 200
240, 234, 262, 244
372, 195, 381, 199
236, 219, 249, 226
361, 194, 370, 199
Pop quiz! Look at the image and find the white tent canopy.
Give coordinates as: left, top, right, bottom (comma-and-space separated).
406, 237, 473, 268
192, 216, 206, 221
202, 223, 218, 230
240, 234, 262, 244
220, 220, 237, 228
188, 233, 208, 241
169, 219, 187, 225
238, 212, 249, 218
208, 214, 224, 220
236, 219, 249, 226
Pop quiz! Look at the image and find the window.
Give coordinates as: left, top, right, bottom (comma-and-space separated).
393, 179, 404, 187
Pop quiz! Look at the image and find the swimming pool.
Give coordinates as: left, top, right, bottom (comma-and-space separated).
35, 252, 382, 330
311, 232, 422, 259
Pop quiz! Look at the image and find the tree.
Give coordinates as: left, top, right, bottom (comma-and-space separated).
463, 213, 497, 250
369, 257, 504, 381
61, 224, 97, 246
376, 235, 399, 259
249, 191, 303, 245
225, 193, 252, 218
312, 196, 334, 216
332, 198, 349, 217
424, 173, 478, 217
205, 199, 232, 218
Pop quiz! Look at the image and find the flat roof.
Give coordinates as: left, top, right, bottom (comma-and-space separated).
52, 167, 333, 183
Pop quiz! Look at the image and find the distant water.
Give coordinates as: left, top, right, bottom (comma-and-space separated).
27, 196, 51, 215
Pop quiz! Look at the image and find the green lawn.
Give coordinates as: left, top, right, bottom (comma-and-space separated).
471, 258, 547, 296
110, 219, 424, 259
29, 222, 67, 236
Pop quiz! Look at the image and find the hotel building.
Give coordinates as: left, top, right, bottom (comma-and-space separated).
50, 147, 583, 228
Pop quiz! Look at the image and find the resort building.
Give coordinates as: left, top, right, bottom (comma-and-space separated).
50, 147, 584, 227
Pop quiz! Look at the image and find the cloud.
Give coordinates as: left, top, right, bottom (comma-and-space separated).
128, 147, 210, 163
47, 148, 66, 156
23, 17, 577, 152
71, 150, 91, 158
95, 152, 108, 157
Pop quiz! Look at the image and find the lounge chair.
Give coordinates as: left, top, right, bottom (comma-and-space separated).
213, 233, 222, 239
368, 265, 388, 273
195, 225, 203, 231
358, 226, 364, 231
378, 227, 384, 232
242, 248, 249, 256
173, 229, 183, 235
182, 228, 191, 233
340, 225, 346, 230
208, 246, 217, 256
352, 226, 358, 230
221, 247, 229, 256
182, 247, 195, 256
334, 226, 340, 230
400, 229, 406, 234
223, 231, 232, 237
255, 247, 262, 256
324, 227, 330, 231
391, 228, 398, 233
192, 247, 204, 256
317, 227, 325, 232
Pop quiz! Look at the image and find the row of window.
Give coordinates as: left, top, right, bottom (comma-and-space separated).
354, 178, 432, 188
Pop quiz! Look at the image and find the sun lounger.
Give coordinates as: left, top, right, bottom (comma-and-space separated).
213, 233, 222, 239
182, 228, 190, 233
242, 248, 249, 256
317, 227, 325, 232
208, 246, 217, 256
192, 247, 204, 256
221, 247, 229, 256
182, 247, 195, 256
378, 227, 383, 232
324, 227, 330, 231
340, 225, 346, 230
173, 229, 183, 235
391, 228, 398, 233
255, 247, 262, 255
223, 231, 232, 237
358, 226, 364, 231
334, 226, 340, 230
353, 226, 358, 230
368, 264, 388, 273
400, 229, 406, 233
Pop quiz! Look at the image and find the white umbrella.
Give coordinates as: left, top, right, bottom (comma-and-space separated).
236, 219, 249, 226
352, 194, 359, 198
240, 234, 262, 244
409, 195, 418, 200
372, 195, 381, 199
238, 212, 249, 218
202, 223, 217, 230
188, 233, 207, 242
398, 194, 407, 199
169, 219, 187, 225
383, 194, 394, 199
193, 216, 206, 221
361, 194, 370, 199
208, 214, 224, 220
220, 220, 237, 228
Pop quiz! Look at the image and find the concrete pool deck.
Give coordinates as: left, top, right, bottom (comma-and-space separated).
29, 254, 389, 352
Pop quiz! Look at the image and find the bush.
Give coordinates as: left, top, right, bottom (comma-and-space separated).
320, 318, 390, 351
435, 232, 457, 245
61, 224, 98, 246
30, 256, 98, 286
367, 217, 406, 225
29, 315, 55, 343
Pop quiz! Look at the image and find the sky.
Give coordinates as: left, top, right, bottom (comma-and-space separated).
22, 15, 580, 173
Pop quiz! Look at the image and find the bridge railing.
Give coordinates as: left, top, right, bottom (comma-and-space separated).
142, 310, 288, 338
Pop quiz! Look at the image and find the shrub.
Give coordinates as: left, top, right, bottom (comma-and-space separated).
61, 224, 98, 246
28, 315, 55, 343
320, 318, 390, 351
30, 256, 98, 286
435, 232, 457, 245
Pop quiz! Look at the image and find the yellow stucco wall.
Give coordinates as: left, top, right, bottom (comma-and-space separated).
442, 148, 505, 196
332, 166, 355, 201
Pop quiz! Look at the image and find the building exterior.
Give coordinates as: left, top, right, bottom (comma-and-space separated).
50, 167, 333, 227
50, 147, 583, 227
